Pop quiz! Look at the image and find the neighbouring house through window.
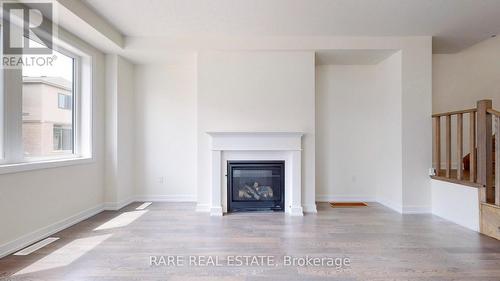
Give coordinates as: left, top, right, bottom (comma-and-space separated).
21, 39, 75, 158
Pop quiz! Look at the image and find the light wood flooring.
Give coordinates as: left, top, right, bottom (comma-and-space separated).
1, 202, 500, 281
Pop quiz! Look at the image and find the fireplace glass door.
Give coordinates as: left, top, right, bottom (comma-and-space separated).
227, 161, 284, 212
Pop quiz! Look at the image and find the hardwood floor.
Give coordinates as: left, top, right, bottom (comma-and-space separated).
1, 202, 500, 280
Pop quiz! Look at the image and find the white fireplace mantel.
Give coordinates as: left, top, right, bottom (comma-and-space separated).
207, 131, 304, 216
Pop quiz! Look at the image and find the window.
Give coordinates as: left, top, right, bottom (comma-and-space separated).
58, 93, 72, 110
22, 41, 75, 158
1, 35, 93, 170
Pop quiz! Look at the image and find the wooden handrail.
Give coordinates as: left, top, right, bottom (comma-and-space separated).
487, 108, 500, 116
430, 175, 483, 188
432, 108, 476, 118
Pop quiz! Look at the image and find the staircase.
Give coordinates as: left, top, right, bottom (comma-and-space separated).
462, 135, 496, 173
461, 135, 496, 181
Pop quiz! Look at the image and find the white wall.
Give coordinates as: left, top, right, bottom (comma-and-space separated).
374, 52, 403, 212
315, 37, 432, 213
0, 28, 106, 257
315, 65, 379, 201
431, 180, 480, 231
116, 56, 135, 204
400, 38, 433, 213
192, 37, 432, 214
105, 55, 118, 205
197, 51, 316, 212
315, 52, 403, 211
134, 62, 197, 201
433, 36, 500, 113
104, 55, 136, 208
129, 37, 431, 214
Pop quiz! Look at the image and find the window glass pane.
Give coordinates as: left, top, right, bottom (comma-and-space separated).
52, 125, 72, 151
57, 93, 71, 110
22, 39, 74, 157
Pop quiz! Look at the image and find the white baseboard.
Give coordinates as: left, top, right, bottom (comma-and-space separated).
0, 204, 104, 259
402, 205, 431, 214
376, 197, 403, 213
103, 197, 136, 211
135, 194, 196, 202
317, 194, 430, 214
316, 195, 376, 202
376, 198, 430, 214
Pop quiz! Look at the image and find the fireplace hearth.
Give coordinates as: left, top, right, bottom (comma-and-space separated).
227, 161, 285, 212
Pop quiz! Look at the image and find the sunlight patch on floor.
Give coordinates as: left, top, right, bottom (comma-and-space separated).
136, 202, 152, 210
94, 210, 148, 231
14, 234, 112, 276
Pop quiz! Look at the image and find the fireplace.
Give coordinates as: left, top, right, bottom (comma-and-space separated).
227, 161, 285, 212
206, 131, 306, 216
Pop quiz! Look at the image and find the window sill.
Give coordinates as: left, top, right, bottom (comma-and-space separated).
0, 157, 94, 175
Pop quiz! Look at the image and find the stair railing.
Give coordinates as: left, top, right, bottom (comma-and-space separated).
432, 99, 499, 206
432, 108, 477, 182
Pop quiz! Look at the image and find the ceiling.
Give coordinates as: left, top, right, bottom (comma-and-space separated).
82, 0, 500, 54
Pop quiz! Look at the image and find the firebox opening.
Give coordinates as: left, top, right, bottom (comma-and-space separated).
227, 161, 285, 212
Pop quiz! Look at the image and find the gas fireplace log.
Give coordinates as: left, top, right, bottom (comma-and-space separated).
243, 184, 261, 200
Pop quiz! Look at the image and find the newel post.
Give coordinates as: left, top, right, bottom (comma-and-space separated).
477, 99, 494, 203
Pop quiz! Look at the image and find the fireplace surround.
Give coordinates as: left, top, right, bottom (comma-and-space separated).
206, 132, 304, 216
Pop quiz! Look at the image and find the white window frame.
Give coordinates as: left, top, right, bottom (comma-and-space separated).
0, 30, 94, 174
